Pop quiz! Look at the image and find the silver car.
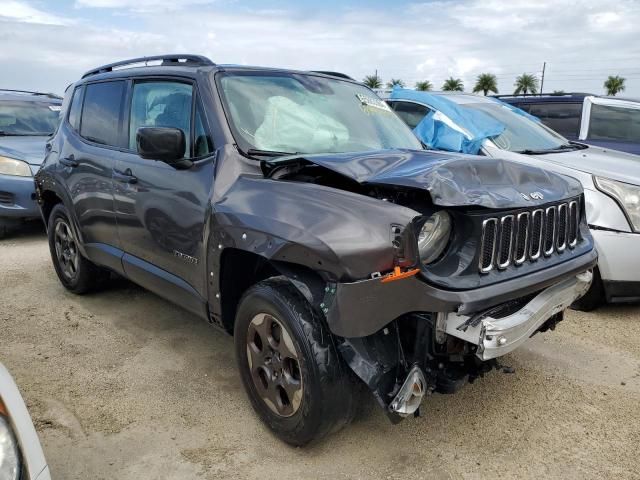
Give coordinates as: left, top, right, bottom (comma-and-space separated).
386, 90, 640, 310
0, 362, 50, 480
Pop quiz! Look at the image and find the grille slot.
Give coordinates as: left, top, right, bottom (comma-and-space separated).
479, 200, 582, 274
0, 191, 14, 205
479, 218, 498, 273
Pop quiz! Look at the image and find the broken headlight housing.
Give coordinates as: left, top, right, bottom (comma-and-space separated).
0, 400, 20, 480
594, 176, 640, 232
417, 211, 451, 264
0, 156, 31, 177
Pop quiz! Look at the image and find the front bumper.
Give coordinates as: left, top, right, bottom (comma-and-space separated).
324, 249, 597, 338
592, 229, 640, 283
443, 270, 593, 360
0, 173, 39, 220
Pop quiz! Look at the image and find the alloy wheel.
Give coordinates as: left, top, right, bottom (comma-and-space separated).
54, 220, 79, 281
246, 313, 303, 417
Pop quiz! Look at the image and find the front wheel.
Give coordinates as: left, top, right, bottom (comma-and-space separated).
47, 203, 108, 294
234, 278, 358, 446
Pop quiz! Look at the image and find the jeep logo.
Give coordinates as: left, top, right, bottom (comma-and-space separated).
530, 192, 544, 200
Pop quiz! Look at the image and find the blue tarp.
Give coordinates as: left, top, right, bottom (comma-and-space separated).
389, 89, 506, 155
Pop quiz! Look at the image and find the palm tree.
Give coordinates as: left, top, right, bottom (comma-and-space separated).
604, 75, 626, 96
415, 80, 433, 91
513, 73, 539, 95
553, 90, 566, 95
387, 78, 405, 88
363, 74, 383, 89
472, 73, 498, 96
442, 77, 464, 92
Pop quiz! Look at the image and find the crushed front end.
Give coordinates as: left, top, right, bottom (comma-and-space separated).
323, 196, 596, 421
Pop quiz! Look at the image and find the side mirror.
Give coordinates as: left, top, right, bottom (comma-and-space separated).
136, 127, 188, 167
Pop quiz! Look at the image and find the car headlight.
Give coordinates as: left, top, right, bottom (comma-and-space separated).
0, 401, 20, 480
0, 156, 32, 177
594, 176, 640, 232
417, 211, 451, 264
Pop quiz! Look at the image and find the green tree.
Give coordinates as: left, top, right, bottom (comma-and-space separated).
442, 77, 464, 91
604, 75, 626, 96
415, 80, 433, 91
386, 78, 405, 88
472, 73, 498, 96
513, 73, 539, 95
552, 90, 566, 95
363, 74, 383, 89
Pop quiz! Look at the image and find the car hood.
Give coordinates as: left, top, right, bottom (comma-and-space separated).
274, 149, 583, 209
534, 145, 640, 186
0, 135, 49, 166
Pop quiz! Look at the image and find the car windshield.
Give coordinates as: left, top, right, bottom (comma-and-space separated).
217, 72, 422, 156
464, 102, 569, 153
0, 101, 61, 135
588, 103, 640, 142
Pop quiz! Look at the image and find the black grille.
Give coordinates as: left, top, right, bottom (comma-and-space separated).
479, 200, 581, 273
0, 191, 14, 205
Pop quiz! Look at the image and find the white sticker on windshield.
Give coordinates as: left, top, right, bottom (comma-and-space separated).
356, 93, 392, 112
49, 105, 61, 112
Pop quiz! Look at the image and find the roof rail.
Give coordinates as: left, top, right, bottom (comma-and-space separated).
0, 89, 62, 100
311, 71, 355, 81
82, 54, 215, 79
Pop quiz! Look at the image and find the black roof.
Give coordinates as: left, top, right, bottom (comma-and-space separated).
493, 92, 594, 104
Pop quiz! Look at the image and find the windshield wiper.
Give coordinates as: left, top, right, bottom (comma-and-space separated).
245, 148, 299, 158
516, 143, 586, 155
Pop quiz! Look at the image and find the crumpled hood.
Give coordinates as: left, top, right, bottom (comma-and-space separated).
0, 136, 49, 166
538, 145, 640, 187
288, 149, 583, 208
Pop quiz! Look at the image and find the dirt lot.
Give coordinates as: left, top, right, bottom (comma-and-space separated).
1, 226, 639, 479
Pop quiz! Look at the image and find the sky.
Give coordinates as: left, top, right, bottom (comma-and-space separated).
1, 0, 639, 97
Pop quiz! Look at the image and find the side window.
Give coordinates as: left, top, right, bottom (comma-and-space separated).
588, 103, 640, 142
390, 101, 431, 129
129, 81, 193, 157
80, 81, 126, 147
527, 103, 582, 138
67, 86, 83, 132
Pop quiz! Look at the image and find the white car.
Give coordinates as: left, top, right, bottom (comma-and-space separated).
0, 362, 50, 480
385, 89, 640, 310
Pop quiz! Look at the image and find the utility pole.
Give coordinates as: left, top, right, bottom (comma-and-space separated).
540, 62, 546, 95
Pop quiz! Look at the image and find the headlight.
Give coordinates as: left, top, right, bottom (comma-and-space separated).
0, 156, 31, 177
0, 402, 20, 480
594, 176, 640, 232
417, 211, 451, 264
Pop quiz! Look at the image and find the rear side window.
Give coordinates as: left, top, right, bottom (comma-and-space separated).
588, 103, 640, 142
526, 103, 582, 138
80, 81, 126, 147
390, 101, 431, 129
67, 86, 83, 131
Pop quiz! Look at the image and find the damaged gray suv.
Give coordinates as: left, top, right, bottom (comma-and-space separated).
35, 55, 596, 445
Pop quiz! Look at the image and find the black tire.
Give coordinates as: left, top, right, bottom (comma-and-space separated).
234, 277, 359, 446
0, 223, 8, 240
47, 203, 108, 294
571, 268, 605, 312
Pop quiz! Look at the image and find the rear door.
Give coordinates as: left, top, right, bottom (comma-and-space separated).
58, 80, 126, 272
113, 77, 215, 309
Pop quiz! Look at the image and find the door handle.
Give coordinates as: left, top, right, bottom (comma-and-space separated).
113, 168, 138, 184
60, 155, 78, 168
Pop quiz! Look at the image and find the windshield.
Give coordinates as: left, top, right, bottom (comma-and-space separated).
464, 102, 568, 152
217, 72, 422, 155
0, 101, 61, 135
588, 103, 640, 142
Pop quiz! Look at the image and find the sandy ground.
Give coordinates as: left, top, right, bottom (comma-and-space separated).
1, 225, 639, 480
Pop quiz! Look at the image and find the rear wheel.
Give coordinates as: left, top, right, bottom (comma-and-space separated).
47, 203, 108, 294
234, 278, 358, 446
571, 267, 604, 312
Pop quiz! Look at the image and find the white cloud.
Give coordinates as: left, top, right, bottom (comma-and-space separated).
0, 0, 71, 25
1, 0, 639, 96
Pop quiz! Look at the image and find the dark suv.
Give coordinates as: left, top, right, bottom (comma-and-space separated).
36, 55, 596, 445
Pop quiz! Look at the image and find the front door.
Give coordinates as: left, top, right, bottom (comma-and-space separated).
113, 78, 215, 304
